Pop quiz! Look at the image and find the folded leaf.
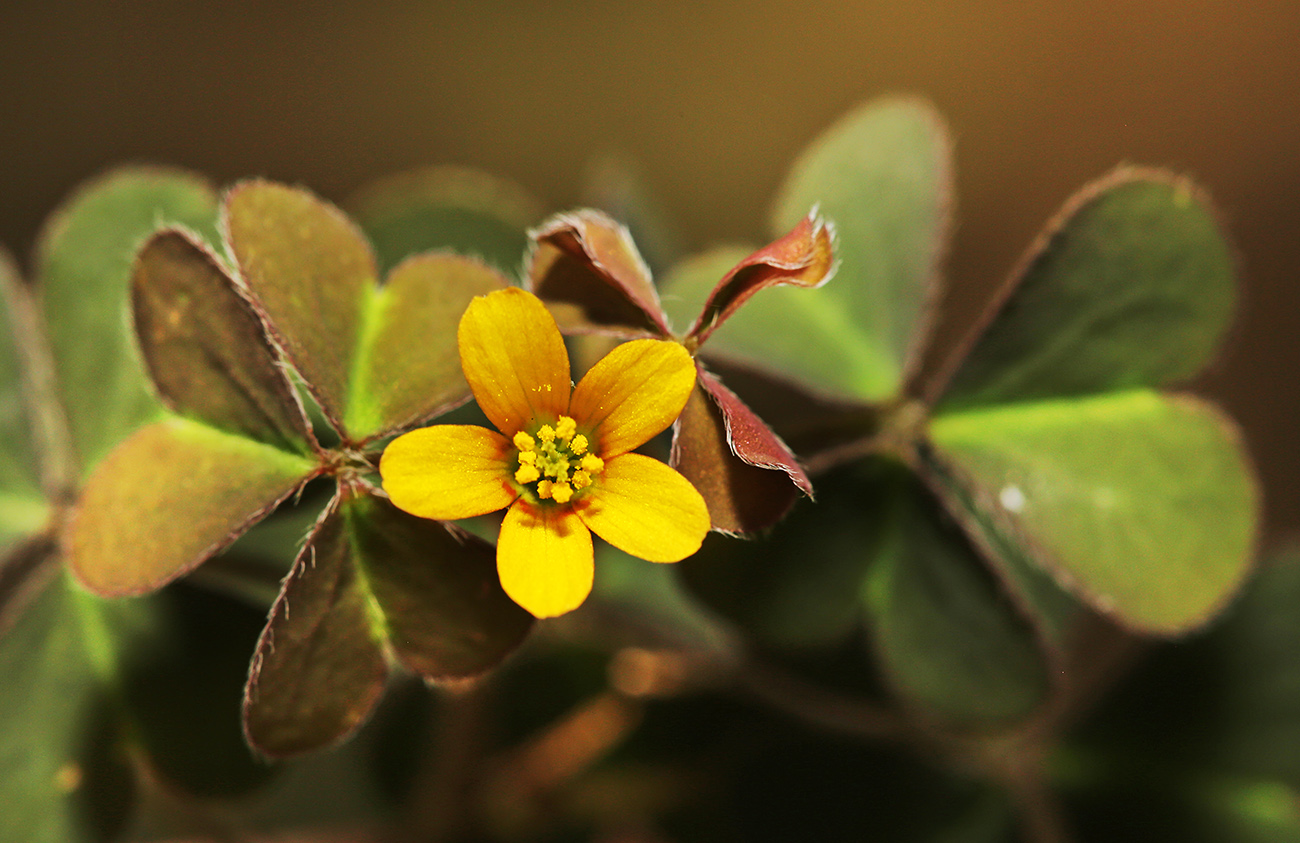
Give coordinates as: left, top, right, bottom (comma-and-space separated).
68, 417, 315, 597
345, 253, 508, 440
671, 377, 801, 534
936, 170, 1236, 412
769, 97, 953, 400
132, 229, 313, 452
662, 244, 897, 403
347, 164, 541, 277
35, 167, 220, 474
687, 211, 835, 345
528, 209, 670, 337
929, 390, 1258, 634
224, 180, 377, 435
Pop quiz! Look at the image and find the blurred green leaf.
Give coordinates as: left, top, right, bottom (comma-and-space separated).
245, 490, 533, 757
345, 253, 507, 440
1075, 549, 1300, 789
1061, 550, 1300, 840
929, 389, 1258, 634
937, 170, 1235, 413
0, 251, 47, 554
132, 229, 314, 452
1064, 777, 1300, 843
348, 165, 541, 278
581, 152, 685, 275
224, 180, 377, 435
0, 248, 39, 496
68, 417, 314, 597
0, 569, 102, 843
124, 583, 275, 798
677, 464, 886, 652
765, 96, 952, 401
35, 167, 220, 475
0, 568, 155, 843
864, 469, 1051, 726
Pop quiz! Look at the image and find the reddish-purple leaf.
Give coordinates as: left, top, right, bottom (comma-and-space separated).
68, 418, 315, 597
687, 212, 835, 346
670, 375, 803, 535
243, 487, 534, 757
243, 503, 389, 758
132, 229, 314, 452
699, 368, 811, 495
344, 493, 533, 680
527, 209, 670, 337
224, 181, 378, 437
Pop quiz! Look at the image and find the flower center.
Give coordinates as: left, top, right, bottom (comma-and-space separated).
512, 415, 604, 505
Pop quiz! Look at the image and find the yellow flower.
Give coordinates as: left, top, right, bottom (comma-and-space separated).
380, 287, 710, 618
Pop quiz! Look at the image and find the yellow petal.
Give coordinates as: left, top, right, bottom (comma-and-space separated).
569, 339, 695, 457
459, 287, 572, 436
497, 500, 594, 618
575, 453, 709, 563
380, 425, 517, 520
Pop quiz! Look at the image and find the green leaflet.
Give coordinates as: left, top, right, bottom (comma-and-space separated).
929, 389, 1258, 634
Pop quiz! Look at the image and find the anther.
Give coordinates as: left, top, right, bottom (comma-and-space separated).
555, 416, 577, 441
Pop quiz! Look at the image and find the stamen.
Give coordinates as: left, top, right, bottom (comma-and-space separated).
517, 419, 601, 503
555, 416, 577, 442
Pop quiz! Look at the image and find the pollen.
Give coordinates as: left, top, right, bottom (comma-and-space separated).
537, 479, 554, 499
572, 470, 592, 490
570, 434, 588, 455
537, 424, 556, 443
513, 431, 536, 451
517, 450, 536, 466
515, 464, 541, 484
580, 454, 605, 474
550, 482, 574, 504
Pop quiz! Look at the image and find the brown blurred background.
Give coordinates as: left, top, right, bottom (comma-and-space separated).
3, 0, 1298, 541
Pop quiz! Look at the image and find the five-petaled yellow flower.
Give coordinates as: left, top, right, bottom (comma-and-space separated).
380, 287, 710, 618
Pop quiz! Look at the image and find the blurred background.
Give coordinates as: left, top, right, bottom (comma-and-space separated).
3, 0, 1297, 539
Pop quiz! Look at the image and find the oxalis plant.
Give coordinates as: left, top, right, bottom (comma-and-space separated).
0, 96, 1282, 842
